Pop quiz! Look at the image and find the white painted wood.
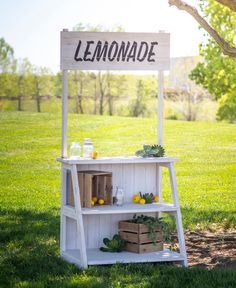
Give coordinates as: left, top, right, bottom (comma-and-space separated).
62, 205, 76, 219
61, 70, 68, 158
168, 163, 188, 267
60, 158, 187, 267
145, 163, 157, 195
156, 164, 162, 203
71, 164, 88, 268
81, 202, 177, 215
134, 163, 146, 195
158, 71, 164, 146
57, 156, 178, 165
63, 249, 185, 266
60, 168, 68, 252
61, 31, 170, 71
60, 215, 66, 252
157, 69, 164, 215
62, 202, 177, 216
66, 217, 79, 250
122, 163, 135, 203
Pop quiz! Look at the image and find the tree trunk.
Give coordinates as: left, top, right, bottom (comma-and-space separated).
94, 80, 97, 114
168, 0, 236, 57
107, 81, 113, 116
17, 96, 23, 111
98, 72, 105, 115
34, 76, 41, 113
79, 80, 84, 114
36, 96, 41, 113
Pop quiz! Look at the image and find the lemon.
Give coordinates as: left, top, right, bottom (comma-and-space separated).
98, 199, 105, 205
91, 200, 95, 206
133, 194, 141, 203
92, 196, 98, 203
153, 196, 159, 203
92, 151, 98, 159
139, 198, 146, 205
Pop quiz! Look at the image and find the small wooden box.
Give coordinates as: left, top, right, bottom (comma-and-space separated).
119, 221, 163, 253
69, 171, 112, 208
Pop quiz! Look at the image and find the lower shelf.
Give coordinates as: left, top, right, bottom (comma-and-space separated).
61, 248, 185, 266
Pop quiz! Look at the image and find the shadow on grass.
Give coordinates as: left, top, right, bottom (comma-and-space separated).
0, 207, 236, 288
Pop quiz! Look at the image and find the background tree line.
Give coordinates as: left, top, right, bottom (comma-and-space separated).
1, 5, 236, 123
0, 36, 158, 117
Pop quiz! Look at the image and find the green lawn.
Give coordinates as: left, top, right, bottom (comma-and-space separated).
0, 112, 235, 287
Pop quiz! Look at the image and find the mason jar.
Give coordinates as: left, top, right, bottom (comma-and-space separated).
83, 138, 94, 159
70, 142, 81, 159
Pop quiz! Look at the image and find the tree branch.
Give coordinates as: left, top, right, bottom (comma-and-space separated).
215, 0, 236, 12
168, 0, 236, 58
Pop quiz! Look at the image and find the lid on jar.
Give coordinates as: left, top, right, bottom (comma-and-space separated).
72, 142, 80, 145
84, 138, 92, 143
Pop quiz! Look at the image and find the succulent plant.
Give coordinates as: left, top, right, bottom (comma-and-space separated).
100, 234, 126, 252
135, 144, 165, 158
139, 191, 154, 204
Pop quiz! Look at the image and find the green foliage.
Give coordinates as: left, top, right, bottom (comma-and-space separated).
100, 234, 126, 252
190, 0, 236, 122
139, 192, 154, 204
0, 37, 14, 73
131, 214, 171, 244
136, 144, 165, 157
217, 92, 236, 123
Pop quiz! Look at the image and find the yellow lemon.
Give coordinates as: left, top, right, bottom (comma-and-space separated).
139, 198, 146, 205
133, 194, 141, 203
153, 196, 159, 203
92, 197, 98, 203
98, 199, 105, 205
92, 151, 98, 159
91, 200, 95, 206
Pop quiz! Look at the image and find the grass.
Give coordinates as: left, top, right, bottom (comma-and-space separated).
0, 111, 235, 287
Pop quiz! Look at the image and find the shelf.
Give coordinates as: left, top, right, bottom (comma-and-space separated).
62, 203, 177, 218
61, 248, 185, 266
57, 156, 177, 165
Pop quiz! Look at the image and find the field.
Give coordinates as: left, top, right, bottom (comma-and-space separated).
0, 112, 235, 287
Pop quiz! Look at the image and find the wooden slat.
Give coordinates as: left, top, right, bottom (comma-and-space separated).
106, 175, 112, 205
119, 231, 162, 244
84, 174, 92, 208
78, 173, 84, 207
125, 241, 163, 253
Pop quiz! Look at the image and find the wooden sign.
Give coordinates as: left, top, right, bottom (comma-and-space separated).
61, 31, 170, 71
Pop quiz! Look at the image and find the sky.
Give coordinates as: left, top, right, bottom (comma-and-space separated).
0, 0, 203, 73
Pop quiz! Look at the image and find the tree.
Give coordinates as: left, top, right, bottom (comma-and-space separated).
168, 0, 236, 57
16, 58, 34, 111
129, 77, 157, 117
168, 57, 211, 121
70, 71, 85, 114
0, 38, 15, 73
73, 23, 125, 115
188, 1, 236, 122
32, 67, 55, 112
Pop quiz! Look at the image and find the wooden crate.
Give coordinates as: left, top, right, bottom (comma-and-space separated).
69, 170, 112, 208
119, 220, 163, 253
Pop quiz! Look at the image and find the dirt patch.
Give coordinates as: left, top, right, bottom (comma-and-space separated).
184, 230, 236, 269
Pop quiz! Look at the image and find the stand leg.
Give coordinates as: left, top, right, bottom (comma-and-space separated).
168, 163, 188, 267
156, 164, 162, 219
60, 168, 67, 253
71, 164, 88, 268
157, 164, 162, 203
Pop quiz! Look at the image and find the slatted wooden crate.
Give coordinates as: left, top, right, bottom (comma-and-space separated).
69, 171, 112, 208
119, 220, 163, 253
